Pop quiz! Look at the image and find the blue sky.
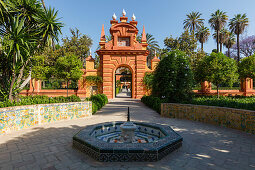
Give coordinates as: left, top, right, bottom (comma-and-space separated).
47, 0, 255, 55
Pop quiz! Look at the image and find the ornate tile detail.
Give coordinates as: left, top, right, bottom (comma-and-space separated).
73, 121, 183, 162
0, 102, 92, 134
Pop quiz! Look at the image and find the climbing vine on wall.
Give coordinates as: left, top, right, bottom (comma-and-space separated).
85, 76, 102, 84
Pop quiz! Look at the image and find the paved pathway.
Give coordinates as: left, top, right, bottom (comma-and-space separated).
0, 98, 255, 170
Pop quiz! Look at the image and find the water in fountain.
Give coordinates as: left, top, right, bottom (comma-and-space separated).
119, 107, 137, 143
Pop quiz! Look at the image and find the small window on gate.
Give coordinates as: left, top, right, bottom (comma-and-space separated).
117, 37, 130, 46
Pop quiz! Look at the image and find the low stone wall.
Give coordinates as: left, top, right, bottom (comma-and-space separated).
161, 103, 255, 134
0, 102, 92, 135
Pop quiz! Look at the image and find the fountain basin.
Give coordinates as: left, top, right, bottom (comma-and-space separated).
73, 121, 183, 162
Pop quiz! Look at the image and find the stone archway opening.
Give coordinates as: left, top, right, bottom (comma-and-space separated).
115, 66, 132, 98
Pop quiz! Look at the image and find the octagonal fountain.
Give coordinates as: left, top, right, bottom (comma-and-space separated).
73, 107, 183, 162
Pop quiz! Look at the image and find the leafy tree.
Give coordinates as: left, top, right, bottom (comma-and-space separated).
62, 28, 92, 68
152, 50, 194, 102
209, 10, 228, 53
224, 32, 236, 58
0, 0, 63, 101
183, 11, 204, 35
54, 55, 83, 97
164, 29, 197, 56
238, 55, 255, 79
231, 35, 255, 58
195, 26, 210, 51
137, 33, 160, 68
194, 52, 238, 98
213, 28, 229, 52
143, 72, 154, 90
229, 14, 249, 62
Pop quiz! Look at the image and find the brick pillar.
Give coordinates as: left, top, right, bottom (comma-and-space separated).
102, 55, 113, 99
77, 71, 86, 98
199, 81, 211, 93
151, 56, 160, 70
135, 55, 147, 99
240, 78, 253, 93
29, 79, 41, 95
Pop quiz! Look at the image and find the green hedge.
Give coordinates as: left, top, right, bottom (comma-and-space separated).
87, 94, 108, 114
142, 95, 255, 113
0, 95, 81, 108
187, 96, 255, 111
141, 95, 166, 113
116, 86, 121, 94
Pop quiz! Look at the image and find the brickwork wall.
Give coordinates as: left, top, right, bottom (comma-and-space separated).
161, 103, 255, 134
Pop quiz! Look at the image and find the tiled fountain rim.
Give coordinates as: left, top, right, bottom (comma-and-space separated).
73, 121, 183, 151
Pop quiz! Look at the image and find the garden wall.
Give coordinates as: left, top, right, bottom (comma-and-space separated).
0, 102, 92, 135
161, 103, 255, 134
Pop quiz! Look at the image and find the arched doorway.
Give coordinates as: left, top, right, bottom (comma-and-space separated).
115, 66, 132, 98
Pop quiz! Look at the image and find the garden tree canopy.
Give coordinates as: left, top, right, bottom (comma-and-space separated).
194, 52, 238, 98
54, 55, 83, 97
0, 0, 63, 101
239, 55, 255, 79
152, 50, 194, 103
231, 35, 255, 58
164, 29, 197, 57
143, 72, 154, 90
62, 28, 92, 68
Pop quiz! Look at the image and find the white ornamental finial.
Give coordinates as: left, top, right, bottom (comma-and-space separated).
132, 13, 136, 21
154, 49, 157, 56
122, 9, 126, 16
89, 48, 92, 56
112, 13, 117, 20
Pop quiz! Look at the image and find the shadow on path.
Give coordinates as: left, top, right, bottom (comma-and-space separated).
0, 98, 254, 169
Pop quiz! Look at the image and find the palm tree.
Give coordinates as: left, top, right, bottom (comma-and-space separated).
41, 0, 46, 10
224, 32, 236, 58
195, 26, 210, 51
209, 10, 228, 53
0, 0, 63, 100
229, 14, 249, 62
213, 28, 229, 52
34, 7, 63, 47
137, 33, 160, 67
1, 16, 35, 100
183, 12, 204, 35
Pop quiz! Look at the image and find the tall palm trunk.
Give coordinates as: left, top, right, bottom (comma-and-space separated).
237, 32, 240, 62
220, 43, 222, 52
228, 47, 230, 58
216, 30, 219, 53
201, 42, 203, 51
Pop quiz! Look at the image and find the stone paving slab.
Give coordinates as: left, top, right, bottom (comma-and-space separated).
0, 98, 255, 170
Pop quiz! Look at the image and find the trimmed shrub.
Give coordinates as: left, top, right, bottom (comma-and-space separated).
87, 94, 108, 114
186, 96, 255, 111
0, 95, 81, 108
141, 95, 166, 113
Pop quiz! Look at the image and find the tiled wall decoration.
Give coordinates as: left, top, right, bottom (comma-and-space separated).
0, 102, 92, 135
161, 103, 255, 134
